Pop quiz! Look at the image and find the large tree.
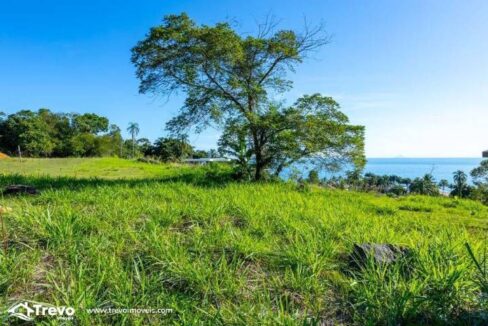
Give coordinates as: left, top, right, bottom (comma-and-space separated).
132, 13, 365, 179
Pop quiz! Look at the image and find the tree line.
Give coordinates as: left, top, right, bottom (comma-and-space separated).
0, 109, 215, 160
303, 163, 488, 204
0, 109, 121, 157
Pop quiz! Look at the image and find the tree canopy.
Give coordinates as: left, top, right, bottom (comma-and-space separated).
132, 13, 365, 180
471, 160, 488, 185
144, 137, 193, 162
409, 174, 439, 196
451, 170, 471, 198
0, 109, 120, 157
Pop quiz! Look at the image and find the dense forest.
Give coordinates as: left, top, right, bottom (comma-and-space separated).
0, 109, 212, 160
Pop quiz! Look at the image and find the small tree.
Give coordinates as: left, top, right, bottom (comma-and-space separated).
451, 170, 470, 198
438, 179, 449, 193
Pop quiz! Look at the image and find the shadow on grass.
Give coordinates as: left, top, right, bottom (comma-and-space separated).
0, 170, 238, 193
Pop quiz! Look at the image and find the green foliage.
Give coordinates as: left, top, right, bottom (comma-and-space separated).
450, 170, 472, 198
132, 13, 364, 180
470, 160, 488, 205
465, 243, 488, 296
0, 157, 208, 179
0, 109, 120, 157
142, 137, 218, 162
471, 160, 488, 185
409, 174, 440, 196
470, 184, 488, 205
321, 168, 488, 206
218, 119, 253, 178
146, 137, 194, 162
388, 184, 408, 196
73, 113, 109, 134
136, 137, 152, 155
0, 109, 55, 156
324, 172, 412, 195
192, 149, 208, 159
347, 237, 480, 325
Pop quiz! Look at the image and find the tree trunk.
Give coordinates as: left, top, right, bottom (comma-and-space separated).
254, 148, 263, 181
254, 162, 263, 181
251, 128, 264, 181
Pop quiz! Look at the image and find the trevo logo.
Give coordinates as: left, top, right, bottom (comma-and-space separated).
7, 301, 75, 321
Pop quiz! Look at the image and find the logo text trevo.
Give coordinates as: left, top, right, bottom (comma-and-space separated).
7, 301, 75, 321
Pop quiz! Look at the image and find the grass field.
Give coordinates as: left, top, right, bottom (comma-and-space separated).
0, 158, 487, 325
0, 157, 195, 179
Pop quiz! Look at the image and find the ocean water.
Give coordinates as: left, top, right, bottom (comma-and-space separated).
286, 158, 484, 183
364, 158, 484, 182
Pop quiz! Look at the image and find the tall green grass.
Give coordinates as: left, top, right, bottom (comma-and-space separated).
0, 158, 486, 324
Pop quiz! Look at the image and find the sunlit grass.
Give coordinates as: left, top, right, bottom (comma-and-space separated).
0, 158, 486, 324
0, 157, 194, 179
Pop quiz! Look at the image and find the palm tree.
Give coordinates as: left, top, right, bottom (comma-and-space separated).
127, 122, 140, 158
438, 179, 449, 193
453, 170, 468, 197
409, 174, 439, 196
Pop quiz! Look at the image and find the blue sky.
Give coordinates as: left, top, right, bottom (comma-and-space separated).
1, 0, 487, 157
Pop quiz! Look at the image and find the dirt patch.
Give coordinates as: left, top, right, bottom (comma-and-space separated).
170, 217, 203, 233
31, 254, 55, 295
10, 253, 55, 300
0, 152, 9, 159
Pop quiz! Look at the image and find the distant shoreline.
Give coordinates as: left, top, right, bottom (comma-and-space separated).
284, 158, 483, 183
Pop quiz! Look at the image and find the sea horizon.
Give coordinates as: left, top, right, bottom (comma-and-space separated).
285, 157, 484, 183
363, 157, 483, 182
